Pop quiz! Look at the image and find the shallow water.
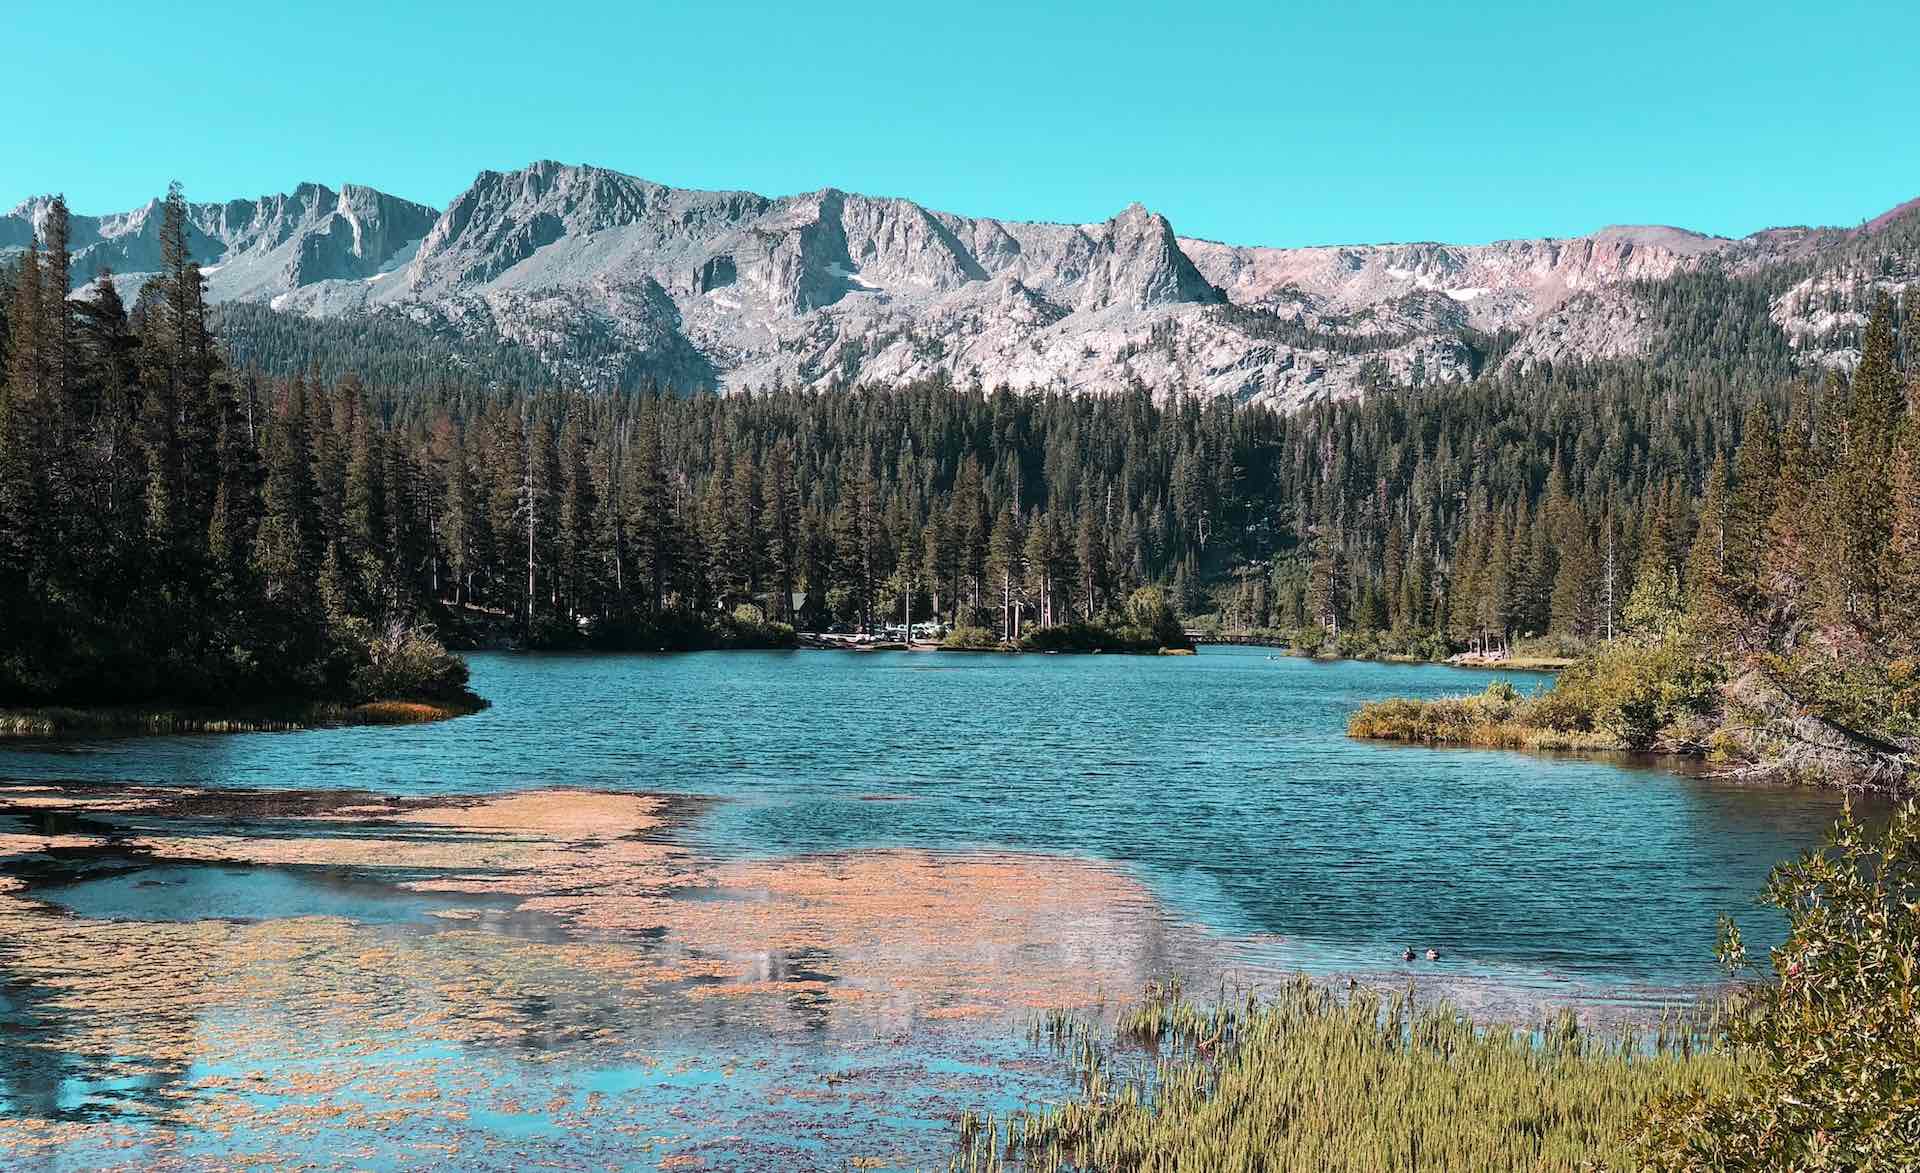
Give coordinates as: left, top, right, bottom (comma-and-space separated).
3, 647, 1849, 982
0, 647, 1859, 1168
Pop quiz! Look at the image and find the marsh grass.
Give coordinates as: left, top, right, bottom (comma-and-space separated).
1347, 681, 1624, 753
957, 978, 1746, 1172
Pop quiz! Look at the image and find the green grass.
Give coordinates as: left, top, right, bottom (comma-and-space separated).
955, 978, 1746, 1173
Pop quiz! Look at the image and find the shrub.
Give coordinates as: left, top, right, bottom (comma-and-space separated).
343, 619, 471, 702
1125, 587, 1190, 649
943, 625, 1003, 650
1335, 628, 1378, 660
1021, 619, 1178, 654
1021, 623, 1116, 653
1556, 634, 1722, 750
1512, 632, 1593, 661
1636, 802, 1920, 1169
1287, 624, 1331, 655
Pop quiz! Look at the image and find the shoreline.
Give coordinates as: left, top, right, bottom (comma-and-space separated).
0, 693, 488, 740
1187, 639, 1573, 671
795, 634, 1191, 655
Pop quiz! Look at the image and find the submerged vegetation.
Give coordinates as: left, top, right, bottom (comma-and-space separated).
958, 804, 1920, 1172
0, 692, 485, 739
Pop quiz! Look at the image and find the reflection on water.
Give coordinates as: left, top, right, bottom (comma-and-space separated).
0, 648, 1857, 982
0, 788, 1207, 1168
0, 648, 1871, 1168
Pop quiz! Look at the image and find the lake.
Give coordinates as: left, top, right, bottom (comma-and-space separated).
0, 647, 1854, 1169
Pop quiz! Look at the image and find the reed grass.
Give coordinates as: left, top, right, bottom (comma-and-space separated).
956, 977, 1746, 1172
0, 695, 486, 739
1347, 684, 1622, 753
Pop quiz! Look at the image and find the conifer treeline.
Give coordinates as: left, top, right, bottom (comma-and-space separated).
0, 191, 466, 704
1686, 296, 1920, 782
5, 190, 1912, 707
202, 354, 1797, 660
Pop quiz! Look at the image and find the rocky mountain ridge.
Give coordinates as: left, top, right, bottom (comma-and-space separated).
5, 165, 1916, 404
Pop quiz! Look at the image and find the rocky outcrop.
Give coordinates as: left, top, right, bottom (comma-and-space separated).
1077, 204, 1223, 312
4, 185, 436, 304
6, 166, 1916, 406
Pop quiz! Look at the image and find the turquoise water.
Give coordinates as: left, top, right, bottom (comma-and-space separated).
2, 647, 1848, 985
0, 647, 1862, 1168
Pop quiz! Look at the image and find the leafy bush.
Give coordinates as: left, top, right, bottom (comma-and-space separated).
1555, 633, 1723, 750
340, 619, 472, 702
1021, 619, 1171, 654
1022, 623, 1121, 653
943, 625, 1003, 650
1125, 587, 1190, 649
1637, 801, 1920, 1169
577, 606, 795, 651
713, 610, 797, 649
1335, 628, 1376, 659
1286, 624, 1330, 654
1511, 632, 1593, 661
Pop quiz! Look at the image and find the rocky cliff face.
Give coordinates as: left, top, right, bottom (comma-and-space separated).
6, 166, 1915, 405
5, 184, 438, 307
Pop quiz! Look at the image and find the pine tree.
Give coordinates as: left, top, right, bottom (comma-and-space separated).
1888, 376, 1920, 653
986, 505, 1025, 639
1075, 504, 1107, 620
558, 415, 598, 621
1549, 497, 1596, 638
765, 439, 799, 622
441, 425, 481, 606
1308, 527, 1345, 637
1830, 296, 1903, 631
383, 428, 430, 616
1023, 510, 1060, 628
252, 380, 323, 677
1480, 512, 1514, 653
1765, 382, 1824, 611
342, 387, 386, 604
1685, 454, 1732, 634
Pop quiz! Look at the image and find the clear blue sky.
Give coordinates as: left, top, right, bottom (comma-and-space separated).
3, 0, 1915, 247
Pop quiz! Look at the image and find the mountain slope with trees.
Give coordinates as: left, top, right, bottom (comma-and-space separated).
1353, 298, 1919, 793
5, 184, 1916, 794
0, 191, 473, 712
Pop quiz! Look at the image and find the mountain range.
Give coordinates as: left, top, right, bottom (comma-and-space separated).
5, 164, 1917, 405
